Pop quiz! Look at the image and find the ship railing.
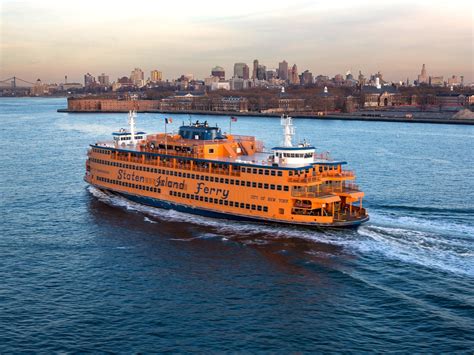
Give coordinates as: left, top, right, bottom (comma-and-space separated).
291, 184, 360, 198
288, 170, 355, 183
111, 153, 242, 177
335, 205, 367, 221
341, 182, 360, 191
291, 190, 333, 198
321, 170, 355, 178
314, 152, 332, 161
231, 135, 256, 141
288, 175, 322, 183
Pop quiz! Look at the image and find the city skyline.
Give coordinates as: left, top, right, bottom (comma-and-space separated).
1, 0, 472, 84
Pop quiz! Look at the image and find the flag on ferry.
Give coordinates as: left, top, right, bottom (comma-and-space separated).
165, 117, 173, 124
231, 116, 238, 122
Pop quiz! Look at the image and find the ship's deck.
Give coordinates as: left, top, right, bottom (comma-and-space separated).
93, 140, 346, 169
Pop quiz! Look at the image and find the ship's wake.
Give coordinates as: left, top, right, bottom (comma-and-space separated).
88, 186, 474, 276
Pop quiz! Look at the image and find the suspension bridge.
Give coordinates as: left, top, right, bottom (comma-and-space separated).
0, 76, 37, 88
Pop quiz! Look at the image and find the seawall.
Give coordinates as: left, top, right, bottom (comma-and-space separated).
57, 108, 474, 125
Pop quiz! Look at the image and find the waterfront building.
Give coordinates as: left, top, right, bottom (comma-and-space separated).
435, 93, 468, 108
361, 85, 401, 107
278, 60, 288, 80
98, 73, 110, 86
150, 70, 163, 82
84, 73, 96, 87
211, 96, 248, 112
211, 66, 225, 80
67, 97, 160, 112
130, 68, 145, 87
278, 87, 305, 112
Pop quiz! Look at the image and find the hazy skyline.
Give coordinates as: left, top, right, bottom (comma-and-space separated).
1, 0, 473, 84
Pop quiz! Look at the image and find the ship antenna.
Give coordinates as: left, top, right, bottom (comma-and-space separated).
281, 114, 295, 147
128, 94, 138, 145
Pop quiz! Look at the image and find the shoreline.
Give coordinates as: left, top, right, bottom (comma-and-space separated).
57, 108, 474, 125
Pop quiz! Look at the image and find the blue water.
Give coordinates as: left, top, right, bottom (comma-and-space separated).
1, 98, 473, 352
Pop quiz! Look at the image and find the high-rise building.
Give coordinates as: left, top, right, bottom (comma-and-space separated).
98, 73, 109, 86
130, 68, 145, 86
84, 73, 95, 87
150, 70, 162, 82
358, 70, 366, 85
417, 64, 428, 85
233, 63, 249, 79
211, 66, 225, 80
300, 70, 313, 85
278, 60, 288, 80
242, 64, 250, 80
252, 59, 259, 80
266, 69, 277, 81
289, 64, 299, 85
257, 65, 266, 80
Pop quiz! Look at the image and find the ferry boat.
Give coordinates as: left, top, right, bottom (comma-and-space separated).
85, 109, 369, 227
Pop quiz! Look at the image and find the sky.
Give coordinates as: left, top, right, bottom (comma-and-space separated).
1, 0, 473, 84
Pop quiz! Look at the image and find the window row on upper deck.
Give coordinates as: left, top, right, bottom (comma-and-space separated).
275, 152, 313, 158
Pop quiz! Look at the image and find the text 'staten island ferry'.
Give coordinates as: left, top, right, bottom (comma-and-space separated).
85, 109, 369, 227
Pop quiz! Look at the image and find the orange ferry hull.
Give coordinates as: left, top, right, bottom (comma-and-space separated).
91, 184, 369, 228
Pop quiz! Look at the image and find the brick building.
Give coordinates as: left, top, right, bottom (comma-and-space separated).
67, 97, 160, 112
211, 97, 248, 112
361, 85, 402, 107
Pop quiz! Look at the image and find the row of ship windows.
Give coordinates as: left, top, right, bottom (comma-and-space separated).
91, 158, 290, 191
96, 176, 162, 193
92, 150, 287, 177
275, 152, 313, 158
92, 148, 338, 175
169, 190, 269, 212
241, 165, 338, 175
240, 167, 283, 177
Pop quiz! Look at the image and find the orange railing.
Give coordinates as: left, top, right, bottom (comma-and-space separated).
109, 153, 241, 177
288, 170, 355, 183
291, 182, 360, 198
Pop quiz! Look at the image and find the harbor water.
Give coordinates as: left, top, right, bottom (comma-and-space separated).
1, 98, 473, 352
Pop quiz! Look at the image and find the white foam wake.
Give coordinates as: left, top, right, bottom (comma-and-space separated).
87, 186, 474, 276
